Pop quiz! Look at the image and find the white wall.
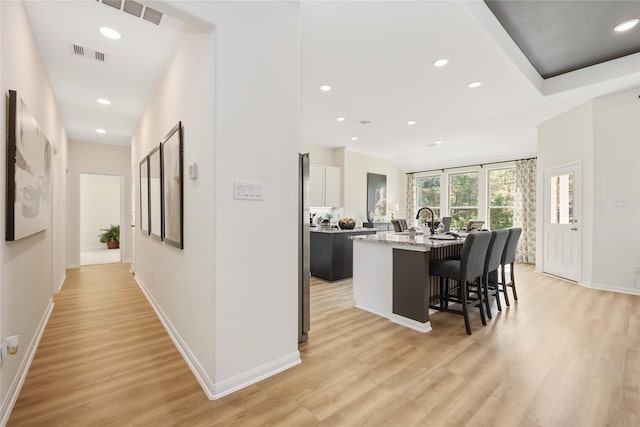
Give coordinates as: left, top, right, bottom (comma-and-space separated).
80, 174, 121, 250
538, 88, 640, 294
132, 28, 217, 393
343, 149, 407, 225
537, 102, 594, 283
0, 1, 68, 421
135, 1, 301, 398
66, 140, 131, 266
299, 143, 343, 168
591, 89, 640, 293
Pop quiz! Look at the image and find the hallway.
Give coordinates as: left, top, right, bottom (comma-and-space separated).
8, 264, 206, 425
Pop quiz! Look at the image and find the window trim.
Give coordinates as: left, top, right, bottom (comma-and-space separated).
413, 161, 515, 228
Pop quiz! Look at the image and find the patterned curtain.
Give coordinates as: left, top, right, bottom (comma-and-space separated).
406, 173, 415, 223
515, 159, 536, 263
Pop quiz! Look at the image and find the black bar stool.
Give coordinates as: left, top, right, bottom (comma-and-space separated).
429, 231, 491, 335
499, 227, 522, 306
482, 229, 509, 319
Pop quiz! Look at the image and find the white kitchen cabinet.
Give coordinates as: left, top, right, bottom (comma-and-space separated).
310, 164, 342, 207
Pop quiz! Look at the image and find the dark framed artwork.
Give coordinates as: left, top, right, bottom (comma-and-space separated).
161, 122, 183, 249
148, 144, 163, 240
139, 156, 150, 235
366, 173, 387, 222
6, 90, 53, 241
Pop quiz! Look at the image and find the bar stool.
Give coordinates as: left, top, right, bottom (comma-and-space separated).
482, 229, 509, 319
429, 231, 491, 335
499, 227, 522, 306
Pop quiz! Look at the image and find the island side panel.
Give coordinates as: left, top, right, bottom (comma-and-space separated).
352, 240, 393, 318
392, 249, 430, 323
310, 232, 334, 281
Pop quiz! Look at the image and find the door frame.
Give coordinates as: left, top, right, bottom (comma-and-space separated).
542, 161, 582, 282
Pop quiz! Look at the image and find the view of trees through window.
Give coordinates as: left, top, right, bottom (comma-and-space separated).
449, 172, 478, 229
416, 175, 440, 219
488, 168, 515, 229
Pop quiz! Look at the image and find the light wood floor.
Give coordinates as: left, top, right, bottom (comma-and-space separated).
9, 263, 640, 426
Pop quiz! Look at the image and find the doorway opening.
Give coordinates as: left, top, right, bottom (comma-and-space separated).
80, 173, 122, 266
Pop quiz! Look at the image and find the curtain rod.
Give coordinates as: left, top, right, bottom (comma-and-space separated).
408, 156, 537, 175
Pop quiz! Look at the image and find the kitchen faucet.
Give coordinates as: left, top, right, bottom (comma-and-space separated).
415, 207, 435, 235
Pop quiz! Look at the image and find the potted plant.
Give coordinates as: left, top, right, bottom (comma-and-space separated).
98, 224, 120, 249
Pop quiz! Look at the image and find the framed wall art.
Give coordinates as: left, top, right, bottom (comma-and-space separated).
148, 144, 163, 240
161, 122, 183, 249
6, 90, 53, 241
139, 155, 150, 235
366, 173, 387, 222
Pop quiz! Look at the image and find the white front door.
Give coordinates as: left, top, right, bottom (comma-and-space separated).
543, 163, 581, 281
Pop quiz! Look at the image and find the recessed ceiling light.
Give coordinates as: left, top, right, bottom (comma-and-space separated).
319, 84, 332, 92
614, 19, 639, 32
467, 81, 482, 88
336, 116, 345, 122
97, 98, 111, 105
96, 129, 107, 134
351, 137, 358, 141
407, 120, 417, 126
100, 27, 121, 40
427, 140, 443, 147
433, 58, 449, 67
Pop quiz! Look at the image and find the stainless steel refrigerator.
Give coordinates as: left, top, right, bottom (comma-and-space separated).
298, 153, 310, 343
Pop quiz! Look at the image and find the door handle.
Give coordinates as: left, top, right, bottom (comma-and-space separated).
570, 227, 578, 231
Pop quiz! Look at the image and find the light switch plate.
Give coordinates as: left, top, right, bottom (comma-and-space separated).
234, 181, 264, 201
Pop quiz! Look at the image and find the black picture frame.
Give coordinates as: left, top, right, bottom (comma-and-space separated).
148, 144, 163, 240
6, 90, 53, 241
139, 155, 150, 235
366, 173, 387, 222
161, 122, 183, 249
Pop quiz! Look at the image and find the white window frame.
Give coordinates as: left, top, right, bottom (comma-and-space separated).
413, 161, 515, 229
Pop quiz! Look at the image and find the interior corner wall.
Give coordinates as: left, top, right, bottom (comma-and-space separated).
299, 143, 340, 167
0, 0, 68, 419
343, 149, 407, 224
591, 88, 640, 293
66, 140, 131, 266
131, 31, 217, 392
537, 101, 594, 283
166, 1, 301, 396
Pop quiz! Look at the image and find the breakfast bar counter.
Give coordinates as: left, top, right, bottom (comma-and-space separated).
350, 233, 463, 332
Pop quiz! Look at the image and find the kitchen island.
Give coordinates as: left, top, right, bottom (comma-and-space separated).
310, 228, 377, 282
350, 233, 463, 333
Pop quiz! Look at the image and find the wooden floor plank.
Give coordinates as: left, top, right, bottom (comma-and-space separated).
8, 263, 640, 426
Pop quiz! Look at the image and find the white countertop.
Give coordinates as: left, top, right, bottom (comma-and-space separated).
310, 227, 374, 234
350, 232, 464, 249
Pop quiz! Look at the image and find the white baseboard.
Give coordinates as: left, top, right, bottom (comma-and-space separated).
55, 273, 67, 293
212, 351, 301, 399
578, 281, 640, 296
0, 300, 54, 427
389, 314, 432, 334
134, 276, 216, 397
134, 276, 301, 400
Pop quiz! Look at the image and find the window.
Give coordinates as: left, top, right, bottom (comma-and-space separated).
415, 175, 440, 219
488, 168, 515, 229
449, 172, 478, 229
549, 173, 573, 224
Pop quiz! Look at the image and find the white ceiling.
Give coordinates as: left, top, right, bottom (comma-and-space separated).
23, 1, 640, 172
24, 0, 185, 146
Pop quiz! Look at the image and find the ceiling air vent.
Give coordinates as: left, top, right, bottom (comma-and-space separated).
71, 44, 107, 63
102, 0, 122, 10
359, 120, 372, 125
123, 0, 144, 18
142, 6, 163, 25
98, 0, 163, 26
